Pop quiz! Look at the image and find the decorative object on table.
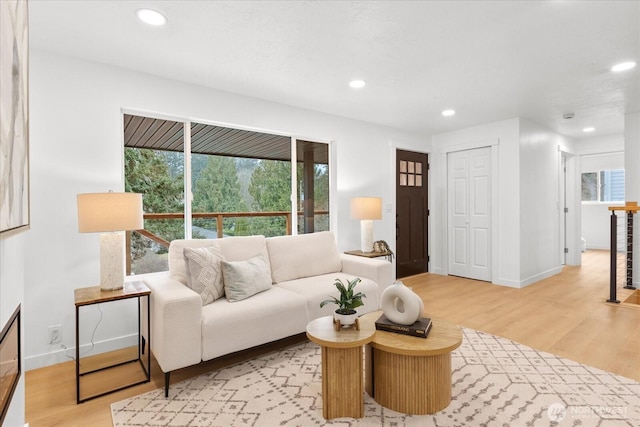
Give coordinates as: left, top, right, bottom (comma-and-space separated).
350, 197, 382, 253
375, 313, 432, 338
373, 240, 391, 254
320, 277, 366, 330
380, 280, 424, 325
77, 191, 144, 291
373, 240, 394, 262
0, 0, 30, 239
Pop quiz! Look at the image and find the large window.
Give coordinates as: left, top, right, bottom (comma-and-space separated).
581, 169, 625, 202
123, 114, 330, 275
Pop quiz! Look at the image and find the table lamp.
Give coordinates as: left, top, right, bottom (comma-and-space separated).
350, 197, 382, 253
77, 192, 144, 291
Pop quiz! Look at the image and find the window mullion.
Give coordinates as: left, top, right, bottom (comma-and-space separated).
184, 121, 192, 239
290, 137, 298, 235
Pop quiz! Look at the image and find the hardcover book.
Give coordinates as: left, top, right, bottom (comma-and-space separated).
375, 313, 432, 338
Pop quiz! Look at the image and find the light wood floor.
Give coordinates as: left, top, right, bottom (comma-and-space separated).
25, 250, 639, 426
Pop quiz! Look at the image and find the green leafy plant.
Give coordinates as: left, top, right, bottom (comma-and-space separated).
320, 278, 366, 315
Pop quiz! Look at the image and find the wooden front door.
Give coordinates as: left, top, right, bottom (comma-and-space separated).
396, 150, 429, 278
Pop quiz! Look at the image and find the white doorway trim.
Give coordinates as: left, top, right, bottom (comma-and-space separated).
559, 149, 582, 266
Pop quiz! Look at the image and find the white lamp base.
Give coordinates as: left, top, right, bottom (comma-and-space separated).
360, 219, 374, 253
100, 232, 125, 291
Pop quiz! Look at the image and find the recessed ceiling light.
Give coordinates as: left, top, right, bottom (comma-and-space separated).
583, 127, 595, 133
611, 61, 636, 72
442, 109, 456, 117
136, 9, 167, 26
349, 80, 366, 89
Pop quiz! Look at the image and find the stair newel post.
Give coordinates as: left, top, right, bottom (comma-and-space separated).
624, 210, 636, 290
608, 210, 620, 303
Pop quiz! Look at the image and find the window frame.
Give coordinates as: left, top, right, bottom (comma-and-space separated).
122, 110, 334, 274
580, 168, 625, 204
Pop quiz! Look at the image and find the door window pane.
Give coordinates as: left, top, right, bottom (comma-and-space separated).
399, 160, 423, 187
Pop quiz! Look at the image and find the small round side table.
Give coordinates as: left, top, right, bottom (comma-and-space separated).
306, 316, 375, 419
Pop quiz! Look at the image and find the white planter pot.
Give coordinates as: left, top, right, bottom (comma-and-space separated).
334, 310, 358, 326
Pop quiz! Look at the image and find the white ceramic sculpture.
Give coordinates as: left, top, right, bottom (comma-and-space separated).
380, 281, 424, 325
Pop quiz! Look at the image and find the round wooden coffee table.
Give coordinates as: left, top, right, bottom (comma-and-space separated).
306, 316, 375, 419
360, 310, 463, 414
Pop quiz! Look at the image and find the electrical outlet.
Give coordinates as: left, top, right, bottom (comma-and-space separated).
49, 325, 62, 344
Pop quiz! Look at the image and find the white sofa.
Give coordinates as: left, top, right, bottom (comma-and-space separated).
143, 231, 393, 396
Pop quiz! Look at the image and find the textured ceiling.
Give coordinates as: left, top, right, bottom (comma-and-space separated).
30, 1, 639, 140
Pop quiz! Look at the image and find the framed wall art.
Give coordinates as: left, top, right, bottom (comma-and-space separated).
0, 0, 30, 238
0, 304, 21, 425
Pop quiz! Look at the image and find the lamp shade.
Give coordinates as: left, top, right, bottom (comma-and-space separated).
77, 192, 143, 233
350, 197, 382, 220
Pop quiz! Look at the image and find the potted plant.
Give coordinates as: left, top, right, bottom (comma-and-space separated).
320, 277, 366, 326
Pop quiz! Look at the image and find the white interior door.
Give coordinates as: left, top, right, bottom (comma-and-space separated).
448, 147, 492, 281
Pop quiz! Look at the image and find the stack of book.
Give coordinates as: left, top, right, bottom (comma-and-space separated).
375, 313, 432, 338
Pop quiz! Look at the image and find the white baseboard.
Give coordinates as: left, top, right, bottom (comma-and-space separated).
520, 266, 563, 288
25, 333, 139, 371
493, 277, 524, 288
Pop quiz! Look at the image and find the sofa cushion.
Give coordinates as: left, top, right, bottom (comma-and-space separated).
275, 272, 380, 321
222, 255, 272, 302
183, 243, 225, 305
201, 286, 308, 361
267, 231, 342, 284
216, 235, 270, 264
168, 236, 268, 285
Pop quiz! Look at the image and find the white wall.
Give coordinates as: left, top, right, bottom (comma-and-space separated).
625, 112, 640, 287
431, 118, 521, 287
24, 50, 427, 369
431, 117, 574, 288
519, 119, 566, 285
580, 152, 625, 250
0, 235, 26, 427
575, 134, 624, 156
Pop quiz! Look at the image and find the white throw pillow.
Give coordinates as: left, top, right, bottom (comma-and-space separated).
267, 231, 342, 284
183, 243, 225, 305
222, 255, 272, 302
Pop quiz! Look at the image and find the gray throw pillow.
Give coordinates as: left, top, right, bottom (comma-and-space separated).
222, 255, 272, 302
183, 243, 225, 305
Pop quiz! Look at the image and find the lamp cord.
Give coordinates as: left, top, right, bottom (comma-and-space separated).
60, 304, 103, 361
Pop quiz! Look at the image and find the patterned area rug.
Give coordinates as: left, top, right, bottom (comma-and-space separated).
111, 328, 640, 426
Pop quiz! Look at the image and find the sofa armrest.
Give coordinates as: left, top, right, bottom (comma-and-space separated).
144, 273, 202, 373
340, 254, 393, 295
